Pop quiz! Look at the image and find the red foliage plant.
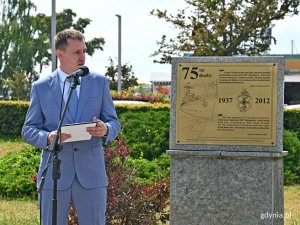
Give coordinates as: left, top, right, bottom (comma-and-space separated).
68, 138, 170, 225
111, 92, 162, 103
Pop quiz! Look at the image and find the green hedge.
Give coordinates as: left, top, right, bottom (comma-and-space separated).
0, 100, 170, 138
3, 100, 300, 140
284, 109, 300, 138
283, 109, 300, 184
0, 100, 170, 160
0, 101, 29, 137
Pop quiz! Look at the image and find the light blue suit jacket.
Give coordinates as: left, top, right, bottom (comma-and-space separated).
22, 69, 121, 190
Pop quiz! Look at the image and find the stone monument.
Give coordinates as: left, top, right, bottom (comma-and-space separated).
168, 56, 286, 225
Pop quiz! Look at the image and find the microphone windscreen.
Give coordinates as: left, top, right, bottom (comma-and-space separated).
79, 66, 89, 76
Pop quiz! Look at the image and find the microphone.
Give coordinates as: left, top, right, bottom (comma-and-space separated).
67, 66, 89, 79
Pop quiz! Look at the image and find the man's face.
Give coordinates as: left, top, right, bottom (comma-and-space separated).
56, 38, 87, 75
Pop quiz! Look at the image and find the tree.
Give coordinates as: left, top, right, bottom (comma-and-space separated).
3, 71, 31, 100
0, 0, 105, 99
33, 8, 105, 59
105, 57, 139, 90
150, 0, 300, 64
0, 0, 43, 98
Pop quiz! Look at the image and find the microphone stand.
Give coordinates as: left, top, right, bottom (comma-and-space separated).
37, 76, 80, 225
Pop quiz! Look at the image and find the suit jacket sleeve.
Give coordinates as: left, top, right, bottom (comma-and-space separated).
100, 77, 121, 144
22, 82, 50, 149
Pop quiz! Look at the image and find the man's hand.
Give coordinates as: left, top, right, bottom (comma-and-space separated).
47, 131, 71, 144
86, 116, 108, 137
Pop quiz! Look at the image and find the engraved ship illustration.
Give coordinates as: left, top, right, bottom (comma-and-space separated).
180, 80, 218, 119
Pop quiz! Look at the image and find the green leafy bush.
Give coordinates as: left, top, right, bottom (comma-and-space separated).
126, 153, 170, 184
118, 110, 170, 160
283, 130, 300, 185
0, 145, 40, 198
0, 142, 171, 199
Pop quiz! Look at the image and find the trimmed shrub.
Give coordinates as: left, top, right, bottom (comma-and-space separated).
0, 101, 28, 137
284, 109, 300, 139
283, 130, 300, 185
118, 110, 170, 160
115, 102, 170, 114
0, 100, 170, 138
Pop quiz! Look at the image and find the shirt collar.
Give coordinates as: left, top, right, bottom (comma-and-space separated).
57, 68, 68, 84
57, 68, 82, 84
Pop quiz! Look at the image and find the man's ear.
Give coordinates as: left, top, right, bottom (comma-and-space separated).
56, 49, 63, 59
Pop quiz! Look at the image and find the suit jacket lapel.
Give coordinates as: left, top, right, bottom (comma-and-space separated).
76, 75, 92, 121
48, 70, 73, 124
48, 70, 63, 109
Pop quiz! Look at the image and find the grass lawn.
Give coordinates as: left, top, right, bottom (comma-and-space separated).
0, 137, 28, 158
0, 199, 39, 225
0, 186, 299, 224
284, 185, 300, 225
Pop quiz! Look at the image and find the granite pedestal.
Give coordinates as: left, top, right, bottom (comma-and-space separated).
167, 150, 286, 225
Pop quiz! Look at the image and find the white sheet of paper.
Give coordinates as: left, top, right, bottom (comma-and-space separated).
61, 122, 97, 143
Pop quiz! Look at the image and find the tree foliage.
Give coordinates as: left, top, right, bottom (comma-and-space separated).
105, 57, 139, 91
2, 70, 31, 100
0, 0, 105, 99
0, 0, 43, 98
150, 0, 300, 63
34, 8, 105, 57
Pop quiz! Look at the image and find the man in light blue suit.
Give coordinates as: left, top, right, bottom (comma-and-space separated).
22, 29, 121, 225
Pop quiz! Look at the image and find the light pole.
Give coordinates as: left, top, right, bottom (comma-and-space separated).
51, 0, 56, 71
115, 14, 122, 93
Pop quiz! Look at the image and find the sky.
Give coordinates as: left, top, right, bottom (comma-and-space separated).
31, 0, 300, 83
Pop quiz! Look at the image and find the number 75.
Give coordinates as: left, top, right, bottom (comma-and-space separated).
182, 67, 198, 79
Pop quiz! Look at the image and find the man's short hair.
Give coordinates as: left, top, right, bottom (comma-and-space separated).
55, 29, 85, 51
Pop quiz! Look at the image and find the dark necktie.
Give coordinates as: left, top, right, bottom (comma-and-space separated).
68, 82, 78, 122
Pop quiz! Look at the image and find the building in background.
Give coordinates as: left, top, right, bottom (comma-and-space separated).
150, 72, 171, 98
276, 54, 300, 105
149, 55, 300, 104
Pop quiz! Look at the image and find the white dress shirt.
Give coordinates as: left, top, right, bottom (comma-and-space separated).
57, 68, 81, 104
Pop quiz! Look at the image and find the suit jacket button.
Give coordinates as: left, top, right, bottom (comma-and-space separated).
74, 147, 78, 151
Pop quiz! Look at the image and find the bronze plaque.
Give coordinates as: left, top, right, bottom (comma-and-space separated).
176, 62, 278, 146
